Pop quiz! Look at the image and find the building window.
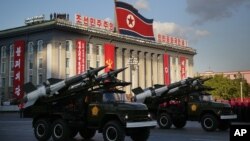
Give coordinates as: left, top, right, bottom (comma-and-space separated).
29, 55, 33, 69
87, 60, 90, 69
29, 75, 32, 82
1, 62, 5, 73
96, 45, 100, 55
96, 60, 100, 68
1, 78, 6, 90
66, 58, 70, 68
9, 44, 14, 71
66, 40, 72, 52
28, 42, 34, 53
87, 43, 91, 54
39, 74, 43, 85
9, 76, 14, 87
38, 58, 43, 68
1, 46, 6, 58
37, 40, 43, 53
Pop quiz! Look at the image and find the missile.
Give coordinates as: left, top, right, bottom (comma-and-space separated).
46, 66, 107, 94
95, 67, 127, 82
21, 66, 107, 106
133, 77, 209, 103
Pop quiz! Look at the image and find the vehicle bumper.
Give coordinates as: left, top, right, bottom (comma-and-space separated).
220, 114, 237, 120
126, 120, 157, 128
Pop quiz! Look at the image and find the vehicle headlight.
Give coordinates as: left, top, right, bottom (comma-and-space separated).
217, 110, 221, 115
125, 115, 128, 120
148, 113, 151, 118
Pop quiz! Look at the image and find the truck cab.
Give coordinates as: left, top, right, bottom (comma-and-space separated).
187, 92, 237, 131
156, 91, 237, 131
86, 90, 156, 141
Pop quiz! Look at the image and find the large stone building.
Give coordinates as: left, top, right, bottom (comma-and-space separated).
0, 17, 196, 103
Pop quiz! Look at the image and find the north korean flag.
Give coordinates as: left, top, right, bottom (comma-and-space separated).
115, 1, 155, 41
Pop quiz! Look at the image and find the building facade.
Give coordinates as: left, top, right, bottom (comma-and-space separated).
0, 18, 196, 103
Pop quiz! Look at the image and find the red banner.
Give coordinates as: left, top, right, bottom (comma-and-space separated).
180, 56, 186, 79
115, 1, 155, 40
76, 40, 86, 74
104, 43, 115, 72
13, 40, 25, 103
163, 53, 170, 85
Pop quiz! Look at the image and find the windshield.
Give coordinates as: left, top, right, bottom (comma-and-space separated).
103, 92, 128, 102
201, 95, 214, 102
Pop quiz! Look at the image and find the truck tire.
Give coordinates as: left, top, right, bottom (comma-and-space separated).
201, 114, 218, 132
103, 121, 125, 141
173, 119, 186, 129
130, 128, 150, 141
79, 128, 96, 139
218, 121, 229, 131
51, 119, 70, 141
69, 128, 78, 138
157, 113, 172, 129
34, 119, 52, 141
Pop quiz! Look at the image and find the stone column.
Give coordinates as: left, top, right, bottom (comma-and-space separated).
157, 54, 164, 84
99, 45, 105, 74
152, 54, 158, 85
138, 51, 145, 89
116, 47, 123, 81
131, 51, 138, 89
145, 52, 152, 87
89, 43, 96, 68
124, 49, 131, 94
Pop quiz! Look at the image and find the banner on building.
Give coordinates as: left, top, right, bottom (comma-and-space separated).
180, 56, 186, 79
157, 34, 188, 47
115, 1, 155, 40
13, 40, 25, 108
104, 43, 115, 72
163, 53, 170, 85
75, 14, 114, 32
76, 40, 86, 74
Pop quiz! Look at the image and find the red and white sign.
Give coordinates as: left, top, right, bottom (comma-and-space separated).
157, 34, 188, 47
163, 53, 170, 85
75, 14, 114, 32
104, 43, 115, 72
76, 40, 86, 74
180, 56, 186, 79
13, 40, 25, 108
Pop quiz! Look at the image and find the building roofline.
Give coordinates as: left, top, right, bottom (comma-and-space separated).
0, 19, 196, 55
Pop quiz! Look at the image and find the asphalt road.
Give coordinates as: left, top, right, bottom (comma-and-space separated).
0, 112, 229, 141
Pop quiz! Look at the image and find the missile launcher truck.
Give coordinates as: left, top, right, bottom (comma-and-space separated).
17, 66, 156, 141
132, 77, 237, 131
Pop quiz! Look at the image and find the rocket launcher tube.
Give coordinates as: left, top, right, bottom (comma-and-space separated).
95, 67, 127, 82
23, 85, 46, 103
134, 90, 152, 103
47, 66, 107, 95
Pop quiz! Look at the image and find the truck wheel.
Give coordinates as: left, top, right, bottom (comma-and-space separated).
157, 113, 172, 129
103, 121, 125, 141
218, 121, 229, 131
201, 114, 218, 132
79, 128, 96, 139
130, 128, 150, 141
34, 119, 52, 141
173, 119, 186, 129
69, 128, 78, 138
52, 119, 70, 141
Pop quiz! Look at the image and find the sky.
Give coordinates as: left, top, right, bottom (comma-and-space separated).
0, 0, 250, 73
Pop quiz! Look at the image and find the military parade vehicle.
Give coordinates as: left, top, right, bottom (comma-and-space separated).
132, 77, 237, 131
17, 66, 156, 141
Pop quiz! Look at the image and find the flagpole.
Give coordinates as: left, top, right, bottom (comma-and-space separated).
114, 0, 119, 33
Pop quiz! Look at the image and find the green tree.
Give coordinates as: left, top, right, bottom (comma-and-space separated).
204, 75, 249, 100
